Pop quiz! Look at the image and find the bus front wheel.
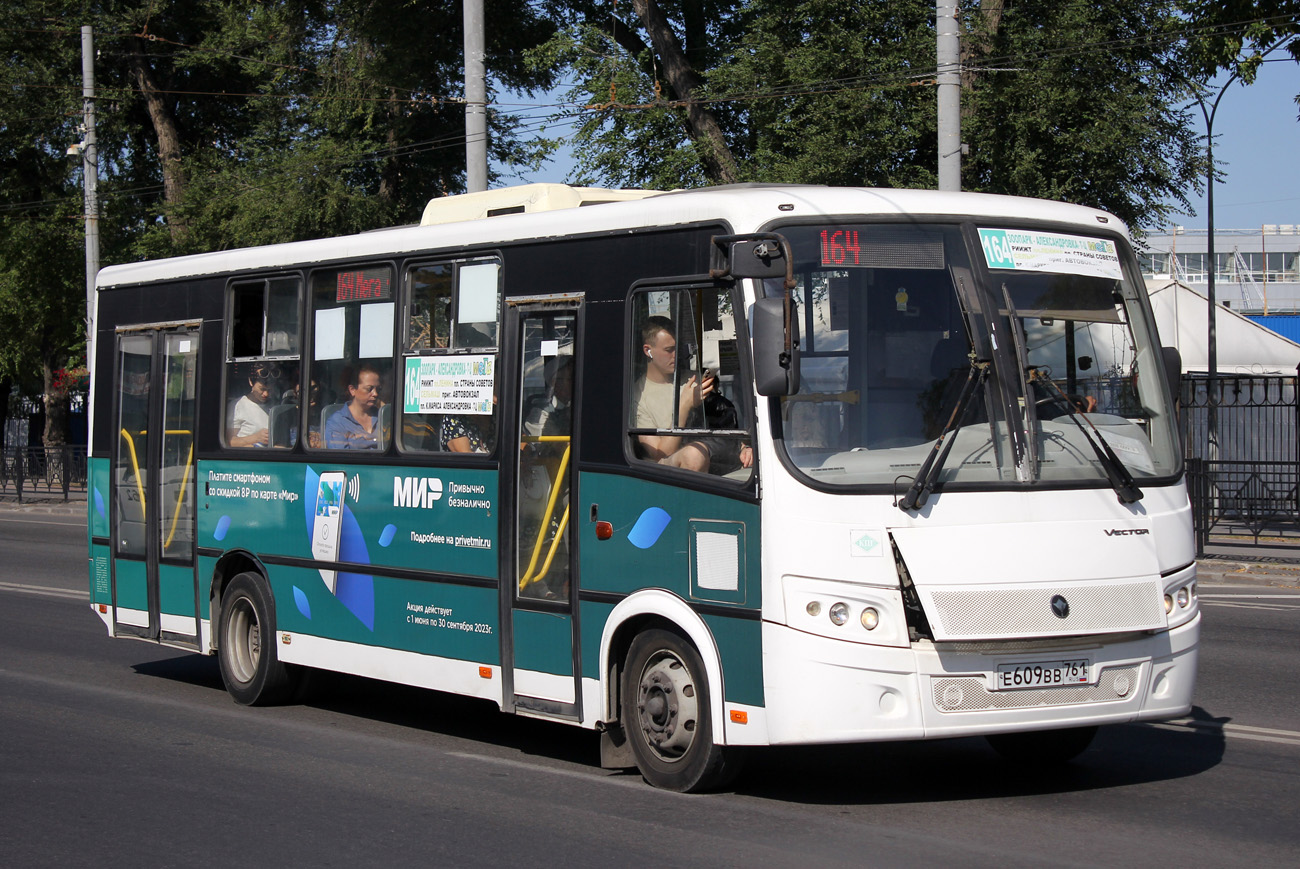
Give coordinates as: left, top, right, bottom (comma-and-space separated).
621, 628, 741, 792
218, 571, 303, 706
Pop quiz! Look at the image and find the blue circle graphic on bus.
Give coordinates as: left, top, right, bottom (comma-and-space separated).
628, 507, 671, 549
213, 514, 232, 542
303, 467, 376, 631
379, 523, 397, 547
93, 486, 106, 520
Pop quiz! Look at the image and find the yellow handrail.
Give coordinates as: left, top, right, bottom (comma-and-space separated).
119, 429, 147, 511
163, 438, 194, 550
119, 428, 195, 550
518, 436, 571, 592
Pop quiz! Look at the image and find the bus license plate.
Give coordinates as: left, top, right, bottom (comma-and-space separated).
994, 659, 1090, 690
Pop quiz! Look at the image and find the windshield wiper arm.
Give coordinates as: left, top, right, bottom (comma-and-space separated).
899, 359, 990, 512
1030, 369, 1143, 504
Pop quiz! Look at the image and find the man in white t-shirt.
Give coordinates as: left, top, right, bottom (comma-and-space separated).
228, 367, 272, 447
631, 317, 713, 472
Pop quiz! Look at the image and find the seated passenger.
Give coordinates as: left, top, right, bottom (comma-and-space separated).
630, 317, 713, 472
324, 365, 383, 449
440, 415, 492, 453
228, 364, 273, 447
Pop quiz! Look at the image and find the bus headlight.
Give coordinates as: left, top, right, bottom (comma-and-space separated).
1176, 586, 1190, 608
1164, 593, 1174, 614
860, 607, 880, 630
806, 601, 822, 617
828, 602, 850, 626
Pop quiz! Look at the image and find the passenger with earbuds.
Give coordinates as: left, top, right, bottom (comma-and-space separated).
630, 316, 713, 472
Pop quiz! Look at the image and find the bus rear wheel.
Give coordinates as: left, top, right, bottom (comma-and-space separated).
986, 725, 1098, 765
218, 571, 303, 706
621, 628, 741, 792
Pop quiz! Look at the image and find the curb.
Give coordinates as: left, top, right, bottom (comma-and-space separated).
1195, 560, 1300, 588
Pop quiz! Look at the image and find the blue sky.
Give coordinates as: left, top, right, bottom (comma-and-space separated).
1166, 58, 1300, 230
501, 60, 1300, 231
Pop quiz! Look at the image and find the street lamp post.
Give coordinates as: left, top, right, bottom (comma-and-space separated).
1188, 43, 1287, 457
1193, 75, 1238, 457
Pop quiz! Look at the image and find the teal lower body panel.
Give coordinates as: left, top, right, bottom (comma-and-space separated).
158, 563, 195, 617
267, 565, 501, 666
90, 544, 111, 606
114, 559, 148, 612
513, 610, 573, 677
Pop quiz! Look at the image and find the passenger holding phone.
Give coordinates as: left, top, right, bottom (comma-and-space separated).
631, 316, 714, 472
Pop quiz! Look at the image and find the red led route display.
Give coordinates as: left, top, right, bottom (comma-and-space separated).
820, 229, 863, 266
336, 268, 391, 303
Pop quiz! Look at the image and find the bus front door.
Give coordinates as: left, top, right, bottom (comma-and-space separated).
504, 303, 581, 719
111, 327, 200, 646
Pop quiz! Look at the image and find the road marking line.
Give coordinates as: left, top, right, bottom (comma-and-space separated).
1199, 593, 1300, 599
444, 751, 685, 795
0, 516, 86, 528
1147, 718, 1300, 747
1202, 601, 1300, 611
0, 581, 84, 600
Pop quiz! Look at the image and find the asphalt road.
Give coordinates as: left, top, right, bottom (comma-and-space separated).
3, 509, 1299, 867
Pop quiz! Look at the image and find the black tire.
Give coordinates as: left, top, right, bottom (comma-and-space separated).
621, 628, 742, 792
986, 725, 1099, 765
217, 571, 303, 706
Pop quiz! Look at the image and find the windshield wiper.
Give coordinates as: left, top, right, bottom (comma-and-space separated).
898, 359, 990, 512
1030, 368, 1143, 504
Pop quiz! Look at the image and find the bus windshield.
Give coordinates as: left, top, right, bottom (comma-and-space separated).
771, 221, 1181, 491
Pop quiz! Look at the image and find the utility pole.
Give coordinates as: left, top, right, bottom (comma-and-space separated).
936, 0, 961, 192
81, 25, 100, 376
463, 0, 487, 193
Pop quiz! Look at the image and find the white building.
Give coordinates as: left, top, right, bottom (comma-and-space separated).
1139, 225, 1300, 314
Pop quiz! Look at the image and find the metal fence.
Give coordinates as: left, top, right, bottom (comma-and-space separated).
0, 445, 88, 502
1181, 370, 1300, 553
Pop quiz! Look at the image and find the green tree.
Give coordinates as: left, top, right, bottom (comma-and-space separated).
537, 0, 1215, 230
0, 0, 558, 446
961, 0, 1207, 230
0, 5, 86, 447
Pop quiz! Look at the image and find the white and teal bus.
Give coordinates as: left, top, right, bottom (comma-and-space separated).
87, 184, 1199, 791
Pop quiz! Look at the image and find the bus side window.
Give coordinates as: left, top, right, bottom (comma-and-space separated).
224, 276, 301, 449
627, 287, 752, 478
308, 266, 395, 452
400, 258, 501, 454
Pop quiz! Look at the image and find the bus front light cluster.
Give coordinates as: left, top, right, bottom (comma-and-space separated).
810, 600, 880, 631
784, 576, 908, 648
1163, 576, 1198, 623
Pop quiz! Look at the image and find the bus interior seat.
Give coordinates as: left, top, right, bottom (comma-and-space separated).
319, 403, 345, 436
268, 404, 296, 447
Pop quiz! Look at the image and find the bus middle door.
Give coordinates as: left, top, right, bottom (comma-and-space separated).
502, 300, 582, 719
110, 326, 200, 646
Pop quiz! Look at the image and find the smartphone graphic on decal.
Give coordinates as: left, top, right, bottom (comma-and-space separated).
311, 471, 346, 592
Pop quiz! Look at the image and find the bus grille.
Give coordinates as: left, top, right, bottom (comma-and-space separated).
931, 665, 1141, 713
923, 580, 1165, 640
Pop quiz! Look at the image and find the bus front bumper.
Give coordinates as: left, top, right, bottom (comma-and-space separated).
759, 613, 1199, 745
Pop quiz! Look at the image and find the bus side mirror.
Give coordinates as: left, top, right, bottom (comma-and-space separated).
1162, 345, 1182, 405
726, 239, 788, 280
752, 297, 800, 396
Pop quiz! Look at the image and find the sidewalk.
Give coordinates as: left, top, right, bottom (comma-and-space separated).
1196, 536, 1300, 588
0, 484, 87, 515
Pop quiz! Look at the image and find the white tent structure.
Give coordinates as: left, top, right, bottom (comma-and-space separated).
1147, 279, 1300, 375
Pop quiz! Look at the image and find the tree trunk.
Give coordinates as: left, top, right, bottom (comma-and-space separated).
129, 48, 189, 242
631, 0, 739, 184
42, 356, 68, 449
961, 0, 1006, 98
